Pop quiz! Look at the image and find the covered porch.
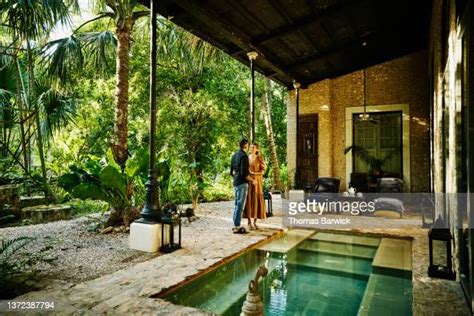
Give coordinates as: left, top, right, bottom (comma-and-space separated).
146, 0, 474, 314
149, 0, 432, 193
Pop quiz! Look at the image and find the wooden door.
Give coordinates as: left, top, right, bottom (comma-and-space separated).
297, 114, 318, 187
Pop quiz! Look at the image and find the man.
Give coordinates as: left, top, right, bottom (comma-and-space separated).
230, 139, 256, 233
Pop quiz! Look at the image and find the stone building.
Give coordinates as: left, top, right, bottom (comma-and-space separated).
287, 51, 430, 192
152, 0, 473, 311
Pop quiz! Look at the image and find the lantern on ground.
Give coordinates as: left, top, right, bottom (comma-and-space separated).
263, 191, 273, 217
160, 204, 182, 253
428, 218, 455, 280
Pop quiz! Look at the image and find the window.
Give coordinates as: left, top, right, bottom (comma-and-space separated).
352, 112, 402, 177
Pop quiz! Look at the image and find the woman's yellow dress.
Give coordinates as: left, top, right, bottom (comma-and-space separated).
244, 154, 266, 220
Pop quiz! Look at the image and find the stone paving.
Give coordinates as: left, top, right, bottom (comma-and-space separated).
9, 203, 279, 315
7, 199, 471, 315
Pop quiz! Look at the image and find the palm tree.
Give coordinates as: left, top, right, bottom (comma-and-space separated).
1, 0, 77, 197
0, 42, 77, 184
42, 0, 149, 170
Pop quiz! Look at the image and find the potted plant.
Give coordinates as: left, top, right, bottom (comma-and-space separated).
344, 145, 400, 178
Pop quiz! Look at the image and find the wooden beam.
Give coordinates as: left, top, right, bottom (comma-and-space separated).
225, 0, 304, 65
254, 0, 364, 46
173, 0, 304, 83
269, 0, 337, 73
222, 0, 268, 33
283, 33, 376, 73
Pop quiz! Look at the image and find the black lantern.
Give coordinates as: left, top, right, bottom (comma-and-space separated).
428, 225, 455, 280
160, 205, 182, 253
264, 191, 273, 217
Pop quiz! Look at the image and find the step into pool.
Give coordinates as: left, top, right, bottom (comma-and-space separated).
159, 230, 413, 315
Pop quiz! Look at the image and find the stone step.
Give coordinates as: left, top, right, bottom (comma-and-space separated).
358, 273, 412, 316
291, 250, 373, 278
372, 238, 412, 273
309, 232, 380, 247
21, 195, 47, 208
0, 184, 21, 213
21, 204, 72, 223
257, 229, 315, 253
298, 239, 378, 260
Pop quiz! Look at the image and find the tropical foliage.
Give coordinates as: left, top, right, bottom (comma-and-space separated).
344, 145, 400, 176
0, 2, 288, 226
0, 236, 54, 299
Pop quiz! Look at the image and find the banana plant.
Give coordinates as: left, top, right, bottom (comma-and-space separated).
58, 147, 171, 226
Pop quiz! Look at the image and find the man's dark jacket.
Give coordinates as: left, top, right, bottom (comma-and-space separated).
230, 149, 249, 187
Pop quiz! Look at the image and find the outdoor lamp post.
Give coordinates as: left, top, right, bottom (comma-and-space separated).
247, 51, 258, 144
428, 217, 455, 280
139, 0, 160, 223
293, 80, 301, 189
129, 0, 163, 253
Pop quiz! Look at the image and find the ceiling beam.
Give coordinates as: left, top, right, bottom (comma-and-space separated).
265, 32, 376, 78
225, 0, 305, 64
269, 0, 337, 73
229, 0, 364, 63
172, 0, 305, 83
255, 0, 364, 45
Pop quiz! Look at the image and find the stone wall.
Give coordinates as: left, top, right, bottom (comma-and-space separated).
287, 51, 430, 192
429, 0, 469, 281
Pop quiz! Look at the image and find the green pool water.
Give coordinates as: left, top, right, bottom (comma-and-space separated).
161, 232, 412, 316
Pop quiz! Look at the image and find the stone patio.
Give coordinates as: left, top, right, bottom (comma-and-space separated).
7, 199, 470, 315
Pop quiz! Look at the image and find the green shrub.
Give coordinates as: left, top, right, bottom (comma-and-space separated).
202, 184, 233, 202
67, 199, 109, 216
0, 237, 55, 299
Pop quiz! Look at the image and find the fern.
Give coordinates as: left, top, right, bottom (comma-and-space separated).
0, 237, 37, 296
0, 237, 34, 278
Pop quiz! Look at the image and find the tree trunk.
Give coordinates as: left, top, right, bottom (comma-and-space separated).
15, 58, 29, 172
26, 40, 50, 199
261, 79, 284, 192
190, 168, 203, 210
112, 22, 132, 170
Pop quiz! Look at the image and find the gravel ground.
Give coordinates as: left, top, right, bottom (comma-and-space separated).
0, 194, 424, 295
0, 200, 257, 296
0, 215, 158, 292
0, 198, 278, 297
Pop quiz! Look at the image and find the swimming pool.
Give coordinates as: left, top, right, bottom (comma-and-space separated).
159, 230, 412, 315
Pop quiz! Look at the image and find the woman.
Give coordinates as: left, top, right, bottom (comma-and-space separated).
244, 143, 267, 229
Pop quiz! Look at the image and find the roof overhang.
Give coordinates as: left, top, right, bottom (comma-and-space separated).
142, 0, 432, 89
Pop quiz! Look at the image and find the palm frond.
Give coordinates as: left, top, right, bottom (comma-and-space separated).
345, 145, 379, 169
155, 19, 224, 76
0, 54, 18, 102
381, 147, 401, 164
0, 88, 14, 101
37, 86, 77, 139
0, 237, 35, 261
1, 0, 72, 40
80, 30, 117, 74
41, 35, 84, 85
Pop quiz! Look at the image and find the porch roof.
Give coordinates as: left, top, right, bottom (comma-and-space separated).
145, 0, 432, 89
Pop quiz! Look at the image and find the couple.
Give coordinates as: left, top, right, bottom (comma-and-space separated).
230, 139, 267, 234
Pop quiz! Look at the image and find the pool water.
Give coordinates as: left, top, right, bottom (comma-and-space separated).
160, 231, 412, 315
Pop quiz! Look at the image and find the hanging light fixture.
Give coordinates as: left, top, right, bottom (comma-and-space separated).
293, 80, 301, 189
358, 68, 377, 124
247, 51, 258, 144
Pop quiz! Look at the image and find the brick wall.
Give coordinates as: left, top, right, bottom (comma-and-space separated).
287, 51, 430, 192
